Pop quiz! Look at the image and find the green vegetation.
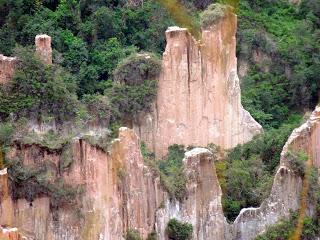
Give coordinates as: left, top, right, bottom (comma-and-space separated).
200, 3, 230, 28
218, 118, 302, 222
286, 150, 309, 177
255, 167, 320, 240
237, 0, 320, 129
255, 213, 320, 240
113, 53, 161, 86
146, 232, 157, 240
125, 229, 142, 240
0, 46, 78, 122
142, 143, 187, 201
8, 158, 82, 210
166, 218, 193, 240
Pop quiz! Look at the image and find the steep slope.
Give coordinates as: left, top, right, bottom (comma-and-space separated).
134, 10, 262, 157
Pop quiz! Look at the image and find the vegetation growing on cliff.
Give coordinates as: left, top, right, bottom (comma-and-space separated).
237, 0, 320, 129
255, 167, 320, 239
200, 3, 230, 28
141, 143, 187, 201
166, 218, 193, 240
8, 159, 83, 211
217, 117, 302, 221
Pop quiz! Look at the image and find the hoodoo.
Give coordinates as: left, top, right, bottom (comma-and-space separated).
134, 9, 262, 157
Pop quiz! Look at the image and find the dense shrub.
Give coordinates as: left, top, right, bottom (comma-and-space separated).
125, 229, 142, 240
285, 150, 308, 177
106, 79, 158, 120
141, 143, 187, 201
167, 218, 193, 240
200, 3, 230, 28
113, 53, 161, 86
158, 145, 187, 201
0, 46, 79, 122
220, 117, 302, 221
8, 159, 82, 209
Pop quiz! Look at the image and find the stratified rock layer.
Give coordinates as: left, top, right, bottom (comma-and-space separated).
134, 12, 262, 157
35, 34, 52, 65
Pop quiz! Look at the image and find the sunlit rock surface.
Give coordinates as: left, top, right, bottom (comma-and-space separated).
155, 148, 226, 240
227, 106, 320, 239
0, 55, 17, 84
134, 11, 262, 158
35, 34, 52, 65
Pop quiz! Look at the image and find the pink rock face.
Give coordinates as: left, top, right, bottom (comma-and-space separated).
2, 128, 164, 240
228, 106, 320, 240
134, 13, 262, 158
0, 227, 23, 240
0, 169, 14, 226
35, 34, 52, 65
156, 148, 226, 240
0, 55, 17, 84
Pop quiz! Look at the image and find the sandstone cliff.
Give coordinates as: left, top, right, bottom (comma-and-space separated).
0, 128, 164, 240
35, 34, 52, 65
0, 55, 17, 84
134, 11, 262, 157
227, 106, 320, 239
155, 148, 226, 240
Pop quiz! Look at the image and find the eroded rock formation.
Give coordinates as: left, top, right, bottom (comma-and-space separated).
227, 106, 320, 239
134, 11, 262, 157
35, 34, 52, 65
0, 34, 52, 86
0, 55, 17, 84
155, 148, 226, 240
1, 128, 164, 240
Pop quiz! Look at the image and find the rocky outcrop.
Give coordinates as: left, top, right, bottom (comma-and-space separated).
0, 55, 17, 84
35, 34, 52, 65
1, 128, 164, 240
0, 34, 52, 86
227, 106, 320, 239
155, 148, 226, 240
0, 168, 14, 226
134, 11, 262, 157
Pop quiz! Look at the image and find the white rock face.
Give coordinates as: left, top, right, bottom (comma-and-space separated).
134, 12, 262, 158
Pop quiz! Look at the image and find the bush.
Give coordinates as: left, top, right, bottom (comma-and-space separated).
125, 229, 142, 240
106, 79, 158, 120
113, 53, 161, 86
200, 3, 231, 28
8, 159, 82, 209
0, 46, 79, 122
158, 145, 187, 201
81, 94, 112, 123
167, 218, 193, 240
286, 150, 308, 177
221, 118, 301, 221
146, 232, 157, 240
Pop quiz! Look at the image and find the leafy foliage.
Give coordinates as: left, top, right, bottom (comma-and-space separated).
167, 218, 193, 240
141, 143, 187, 201
8, 159, 82, 210
0, 46, 78, 122
237, 0, 320, 128
125, 229, 142, 240
113, 53, 161, 86
200, 3, 230, 28
219, 117, 302, 221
